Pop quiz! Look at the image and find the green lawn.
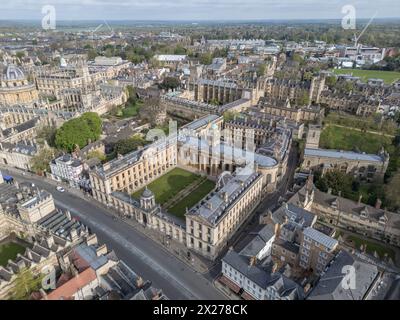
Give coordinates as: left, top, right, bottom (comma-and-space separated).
0, 242, 26, 267
132, 168, 201, 205
332, 68, 400, 84
122, 101, 142, 118
320, 126, 394, 155
347, 235, 395, 260
168, 179, 216, 219
324, 113, 398, 136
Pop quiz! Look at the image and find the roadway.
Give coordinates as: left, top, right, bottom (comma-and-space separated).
1, 167, 226, 300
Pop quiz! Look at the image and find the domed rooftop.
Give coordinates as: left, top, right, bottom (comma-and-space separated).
60, 57, 68, 68
4, 65, 26, 81
141, 187, 154, 198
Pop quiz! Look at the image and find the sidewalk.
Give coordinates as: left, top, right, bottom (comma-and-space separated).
0, 165, 216, 275
213, 278, 241, 300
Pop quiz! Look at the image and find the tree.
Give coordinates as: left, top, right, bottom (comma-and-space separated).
303, 71, 313, 81
149, 57, 160, 68
257, 63, 267, 77
223, 111, 239, 122
87, 150, 106, 162
114, 135, 147, 156
325, 76, 337, 89
315, 170, 354, 197
81, 112, 102, 138
343, 81, 354, 93
126, 85, 138, 104
174, 44, 186, 55
31, 148, 56, 174
8, 268, 43, 300
297, 92, 310, 106
199, 53, 212, 65
292, 53, 304, 65
55, 113, 102, 152
16, 51, 25, 60
87, 49, 98, 61
37, 126, 57, 147
385, 172, 400, 211
159, 77, 180, 90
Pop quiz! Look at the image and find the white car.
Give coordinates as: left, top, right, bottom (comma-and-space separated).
56, 186, 65, 193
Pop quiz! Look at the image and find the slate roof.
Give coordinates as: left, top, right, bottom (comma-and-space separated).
303, 227, 338, 250
222, 249, 304, 299
304, 148, 384, 163
308, 250, 379, 300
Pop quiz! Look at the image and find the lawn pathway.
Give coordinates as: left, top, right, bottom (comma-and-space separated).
163, 177, 206, 210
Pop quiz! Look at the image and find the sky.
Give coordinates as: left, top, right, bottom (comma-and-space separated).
0, 0, 399, 21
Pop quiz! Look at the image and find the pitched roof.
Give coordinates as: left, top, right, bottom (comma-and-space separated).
46, 268, 97, 300
308, 251, 379, 300
303, 227, 338, 251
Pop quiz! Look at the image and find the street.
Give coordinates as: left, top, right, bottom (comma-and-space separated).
1, 167, 226, 300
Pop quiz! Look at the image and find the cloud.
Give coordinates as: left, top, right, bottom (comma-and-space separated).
0, 0, 398, 20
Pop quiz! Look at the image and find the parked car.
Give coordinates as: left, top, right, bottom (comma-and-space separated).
56, 186, 65, 193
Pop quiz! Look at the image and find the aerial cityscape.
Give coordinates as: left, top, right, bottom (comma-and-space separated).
0, 0, 400, 307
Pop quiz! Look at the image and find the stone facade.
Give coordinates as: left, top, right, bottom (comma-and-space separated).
302, 126, 389, 182
289, 179, 400, 247
0, 65, 39, 105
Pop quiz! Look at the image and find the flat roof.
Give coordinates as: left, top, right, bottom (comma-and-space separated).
304, 148, 384, 163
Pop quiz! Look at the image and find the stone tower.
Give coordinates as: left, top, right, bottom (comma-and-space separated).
310, 75, 326, 104
140, 187, 156, 211
305, 125, 322, 149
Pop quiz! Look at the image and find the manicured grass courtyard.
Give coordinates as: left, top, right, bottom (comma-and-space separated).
347, 235, 395, 260
320, 125, 394, 155
332, 68, 400, 84
168, 179, 216, 219
132, 168, 201, 205
0, 242, 26, 267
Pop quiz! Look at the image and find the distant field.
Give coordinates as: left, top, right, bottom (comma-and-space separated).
320, 126, 394, 155
132, 168, 201, 205
168, 179, 215, 219
332, 68, 400, 84
0, 242, 26, 267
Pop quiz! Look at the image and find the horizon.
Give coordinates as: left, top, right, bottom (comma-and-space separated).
0, 1, 399, 21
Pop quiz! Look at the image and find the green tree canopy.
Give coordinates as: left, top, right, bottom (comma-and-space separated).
297, 92, 310, 106
31, 148, 56, 174
55, 113, 102, 152
114, 135, 147, 156
8, 268, 43, 300
159, 77, 180, 90
325, 76, 338, 89
199, 53, 213, 65
314, 170, 354, 196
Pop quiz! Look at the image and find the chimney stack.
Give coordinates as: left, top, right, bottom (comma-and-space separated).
375, 198, 382, 210
136, 277, 144, 288
249, 256, 257, 267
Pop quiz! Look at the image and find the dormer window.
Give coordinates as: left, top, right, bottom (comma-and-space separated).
360, 209, 368, 218
379, 215, 387, 225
